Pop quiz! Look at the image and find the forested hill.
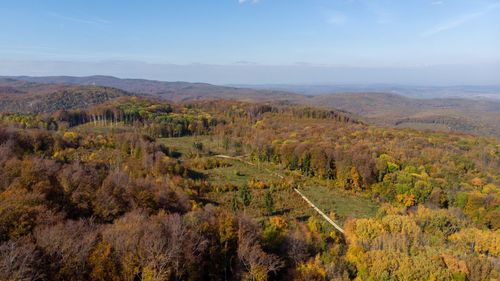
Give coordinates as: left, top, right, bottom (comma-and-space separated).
0, 80, 128, 113
2, 76, 500, 137
4, 75, 303, 102
306, 92, 500, 137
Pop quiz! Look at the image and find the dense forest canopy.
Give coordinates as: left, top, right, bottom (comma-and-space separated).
0, 94, 498, 280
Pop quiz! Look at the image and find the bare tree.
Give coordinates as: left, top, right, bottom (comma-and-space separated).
35, 219, 99, 281
0, 239, 43, 281
285, 230, 309, 266
237, 217, 284, 281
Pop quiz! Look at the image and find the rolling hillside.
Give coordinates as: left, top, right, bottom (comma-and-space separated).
5, 75, 303, 102
2, 76, 499, 137
307, 92, 500, 137
0, 79, 128, 113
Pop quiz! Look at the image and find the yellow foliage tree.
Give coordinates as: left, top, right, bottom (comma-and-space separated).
89, 241, 120, 281
351, 166, 361, 190
296, 255, 326, 281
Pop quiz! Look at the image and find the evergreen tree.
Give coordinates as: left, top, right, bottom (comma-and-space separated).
223, 137, 230, 151
231, 192, 240, 212
289, 154, 299, 170
192, 141, 203, 153
325, 158, 336, 180
301, 153, 313, 176
264, 190, 274, 215
239, 185, 252, 210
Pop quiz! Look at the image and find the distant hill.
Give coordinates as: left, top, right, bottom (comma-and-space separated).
5, 75, 303, 102
1, 76, 499, 137
307, 92, 500, 137
236, 84, 500, 100
0, 79, 128, 113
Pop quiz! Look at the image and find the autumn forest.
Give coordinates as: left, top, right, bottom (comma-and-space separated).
0, 80, 498, 281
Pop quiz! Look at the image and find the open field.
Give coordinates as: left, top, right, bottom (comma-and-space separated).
159, 135, 224, 158
299, 184, 379, 224
158, 136, 379, 225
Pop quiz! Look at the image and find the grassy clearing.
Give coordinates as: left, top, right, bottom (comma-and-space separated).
158, 136, 379, 225
299, 184, 379, 224
204, 159, 280, 186
69, 123, 133, 134
159, 135, 225, 159
395, 122, 452, 132
160, 136, 280, 186
204, 188, 316, 222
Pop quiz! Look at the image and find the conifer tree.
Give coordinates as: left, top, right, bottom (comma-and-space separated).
264, 190, 274, 215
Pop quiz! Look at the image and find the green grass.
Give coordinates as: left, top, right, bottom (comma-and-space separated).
159, 135, 225, 159
395, 122, 452, 132
204, 187, 319, 222
201, 159, 379, 225
69, 123, 132, 134
158, 136, 379, 226
159, 136, 280, 186
299, 184, 379, 224
204, 159, 280, 186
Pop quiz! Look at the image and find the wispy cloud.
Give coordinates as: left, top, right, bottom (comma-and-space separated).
431, 1, 444, 5
47, 12, 110, 25
238, 0, 259, 4
421, 2, 500, 37
357, 2, 395, 25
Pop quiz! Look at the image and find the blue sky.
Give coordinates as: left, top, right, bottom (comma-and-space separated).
0, 0, 499, 84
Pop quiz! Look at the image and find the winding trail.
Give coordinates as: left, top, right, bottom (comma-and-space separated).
214, 154, 345, 234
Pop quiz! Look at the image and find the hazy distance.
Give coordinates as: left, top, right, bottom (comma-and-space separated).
1, 0, 499, 87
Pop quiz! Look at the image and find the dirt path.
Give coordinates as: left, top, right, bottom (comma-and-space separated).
292, 188, 344, 233
214, 154, 345, 233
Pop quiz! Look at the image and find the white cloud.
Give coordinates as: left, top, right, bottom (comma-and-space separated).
421, 2, 500, 37
431, 1, 444, 5
238, 0, 259, 4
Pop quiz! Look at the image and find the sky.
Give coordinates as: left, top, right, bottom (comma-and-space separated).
0, 0, 499, 85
